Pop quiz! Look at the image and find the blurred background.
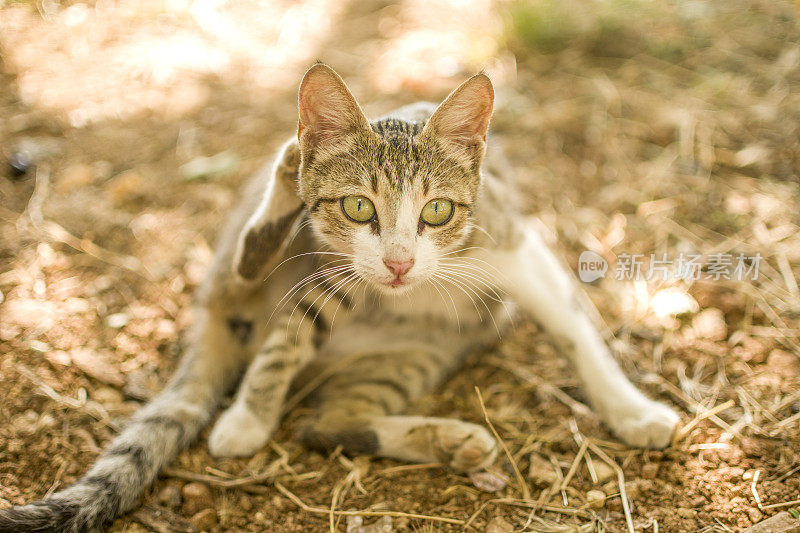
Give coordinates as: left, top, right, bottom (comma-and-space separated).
1, 1, 799, 531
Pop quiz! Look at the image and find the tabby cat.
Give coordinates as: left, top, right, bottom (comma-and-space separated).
0, 64, 680, 532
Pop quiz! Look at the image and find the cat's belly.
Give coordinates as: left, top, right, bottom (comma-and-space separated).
314, 293, 508, 363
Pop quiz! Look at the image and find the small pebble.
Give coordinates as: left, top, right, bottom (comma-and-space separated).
36, 413, 56, 431
190, 508, 218, 531
593, 461, 615, 483
28, 340, 50, 353
105, 312, 130, 329
181, 482, 213, 515
13, 410, 40, 435
740, 511, 800, 532
157, 485, 182, 509
527, 453, 557, 485
485, 516, 514, 533
692, 308, 727, 341
45, 350, 72, 367
586, 489, 606, 509
269, 495, 285, 512
766, 349, 800, 378
346, 515, 392, 533
624, 479, 650, 497
93, 387, 123, 405
469, 469, 508, 492
748, 508, 764, 524
691, 496, 706, 507
238, 495, 252, 512
8, 151, 33, 177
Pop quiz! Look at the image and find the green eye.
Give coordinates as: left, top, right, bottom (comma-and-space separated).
341, 195, 376, 223
420, 199, 454, 226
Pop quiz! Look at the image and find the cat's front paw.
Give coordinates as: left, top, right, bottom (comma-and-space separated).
208, 402, 273, 457
609, 400, 680, 449
437, 423, 498, 471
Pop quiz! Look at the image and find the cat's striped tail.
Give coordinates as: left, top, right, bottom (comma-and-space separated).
0, 346, 236, 533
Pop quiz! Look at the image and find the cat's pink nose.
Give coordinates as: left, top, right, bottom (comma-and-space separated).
383, 258, 414, 277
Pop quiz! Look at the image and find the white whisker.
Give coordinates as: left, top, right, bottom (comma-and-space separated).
263, 249, 354, 282
441, 255, 508, 282
433, 271, 483, 318
438, 262, 515, 327
468, 222, 497, 244
288, 270, 355, 341
312, 270, 361, 330
271, 262, 352, 317
295, 271, 359, 342
425, 278, 457, 324
264, 265, 353, 338
429, 276, 461, 331
438, 262, 507, 299
328, 275, 364, 336
434, 269, 503, 337
283, 216, 314, 249
441, 246, 492, 257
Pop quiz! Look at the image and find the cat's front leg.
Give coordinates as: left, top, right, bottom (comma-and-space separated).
484, 224, 680, 449
208, 280, 353, 457
207, 331, 311, 456
207, 318, 316, 457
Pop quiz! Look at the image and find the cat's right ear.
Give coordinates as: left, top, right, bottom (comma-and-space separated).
297, 64, 372, 155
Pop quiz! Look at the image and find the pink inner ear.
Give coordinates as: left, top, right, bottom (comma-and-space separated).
297, 66, 368, 144
443, 102, 492, 143
299, 89, 341, 138
427, 75, 494, 147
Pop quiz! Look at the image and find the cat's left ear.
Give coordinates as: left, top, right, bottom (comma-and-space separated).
297, 64, 373, 156
422, 73, 494, 167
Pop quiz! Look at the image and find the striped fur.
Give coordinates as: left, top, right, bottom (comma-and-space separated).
0, 64, 679, 532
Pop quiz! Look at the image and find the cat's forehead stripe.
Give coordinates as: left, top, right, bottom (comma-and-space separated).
371, 117, 423, 137
306, 116, 475, 205
375, 130, 416, 192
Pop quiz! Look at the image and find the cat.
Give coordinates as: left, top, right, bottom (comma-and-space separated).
0, 64, 680, 532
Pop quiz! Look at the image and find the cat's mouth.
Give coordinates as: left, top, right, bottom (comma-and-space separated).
372, 274, 418, 294
351, 263, 420, 294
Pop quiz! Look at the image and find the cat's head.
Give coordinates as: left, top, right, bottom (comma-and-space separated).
296, 64, 494, 294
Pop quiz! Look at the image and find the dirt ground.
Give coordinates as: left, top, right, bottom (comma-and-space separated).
2, 1, 800, 531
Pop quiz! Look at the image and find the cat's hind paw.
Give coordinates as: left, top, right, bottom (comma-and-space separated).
610, 400, 680, 449
437, 423, 499, 472
208, 402, 272, 457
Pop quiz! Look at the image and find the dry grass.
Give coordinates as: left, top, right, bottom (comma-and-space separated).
1, 0, 799, 531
